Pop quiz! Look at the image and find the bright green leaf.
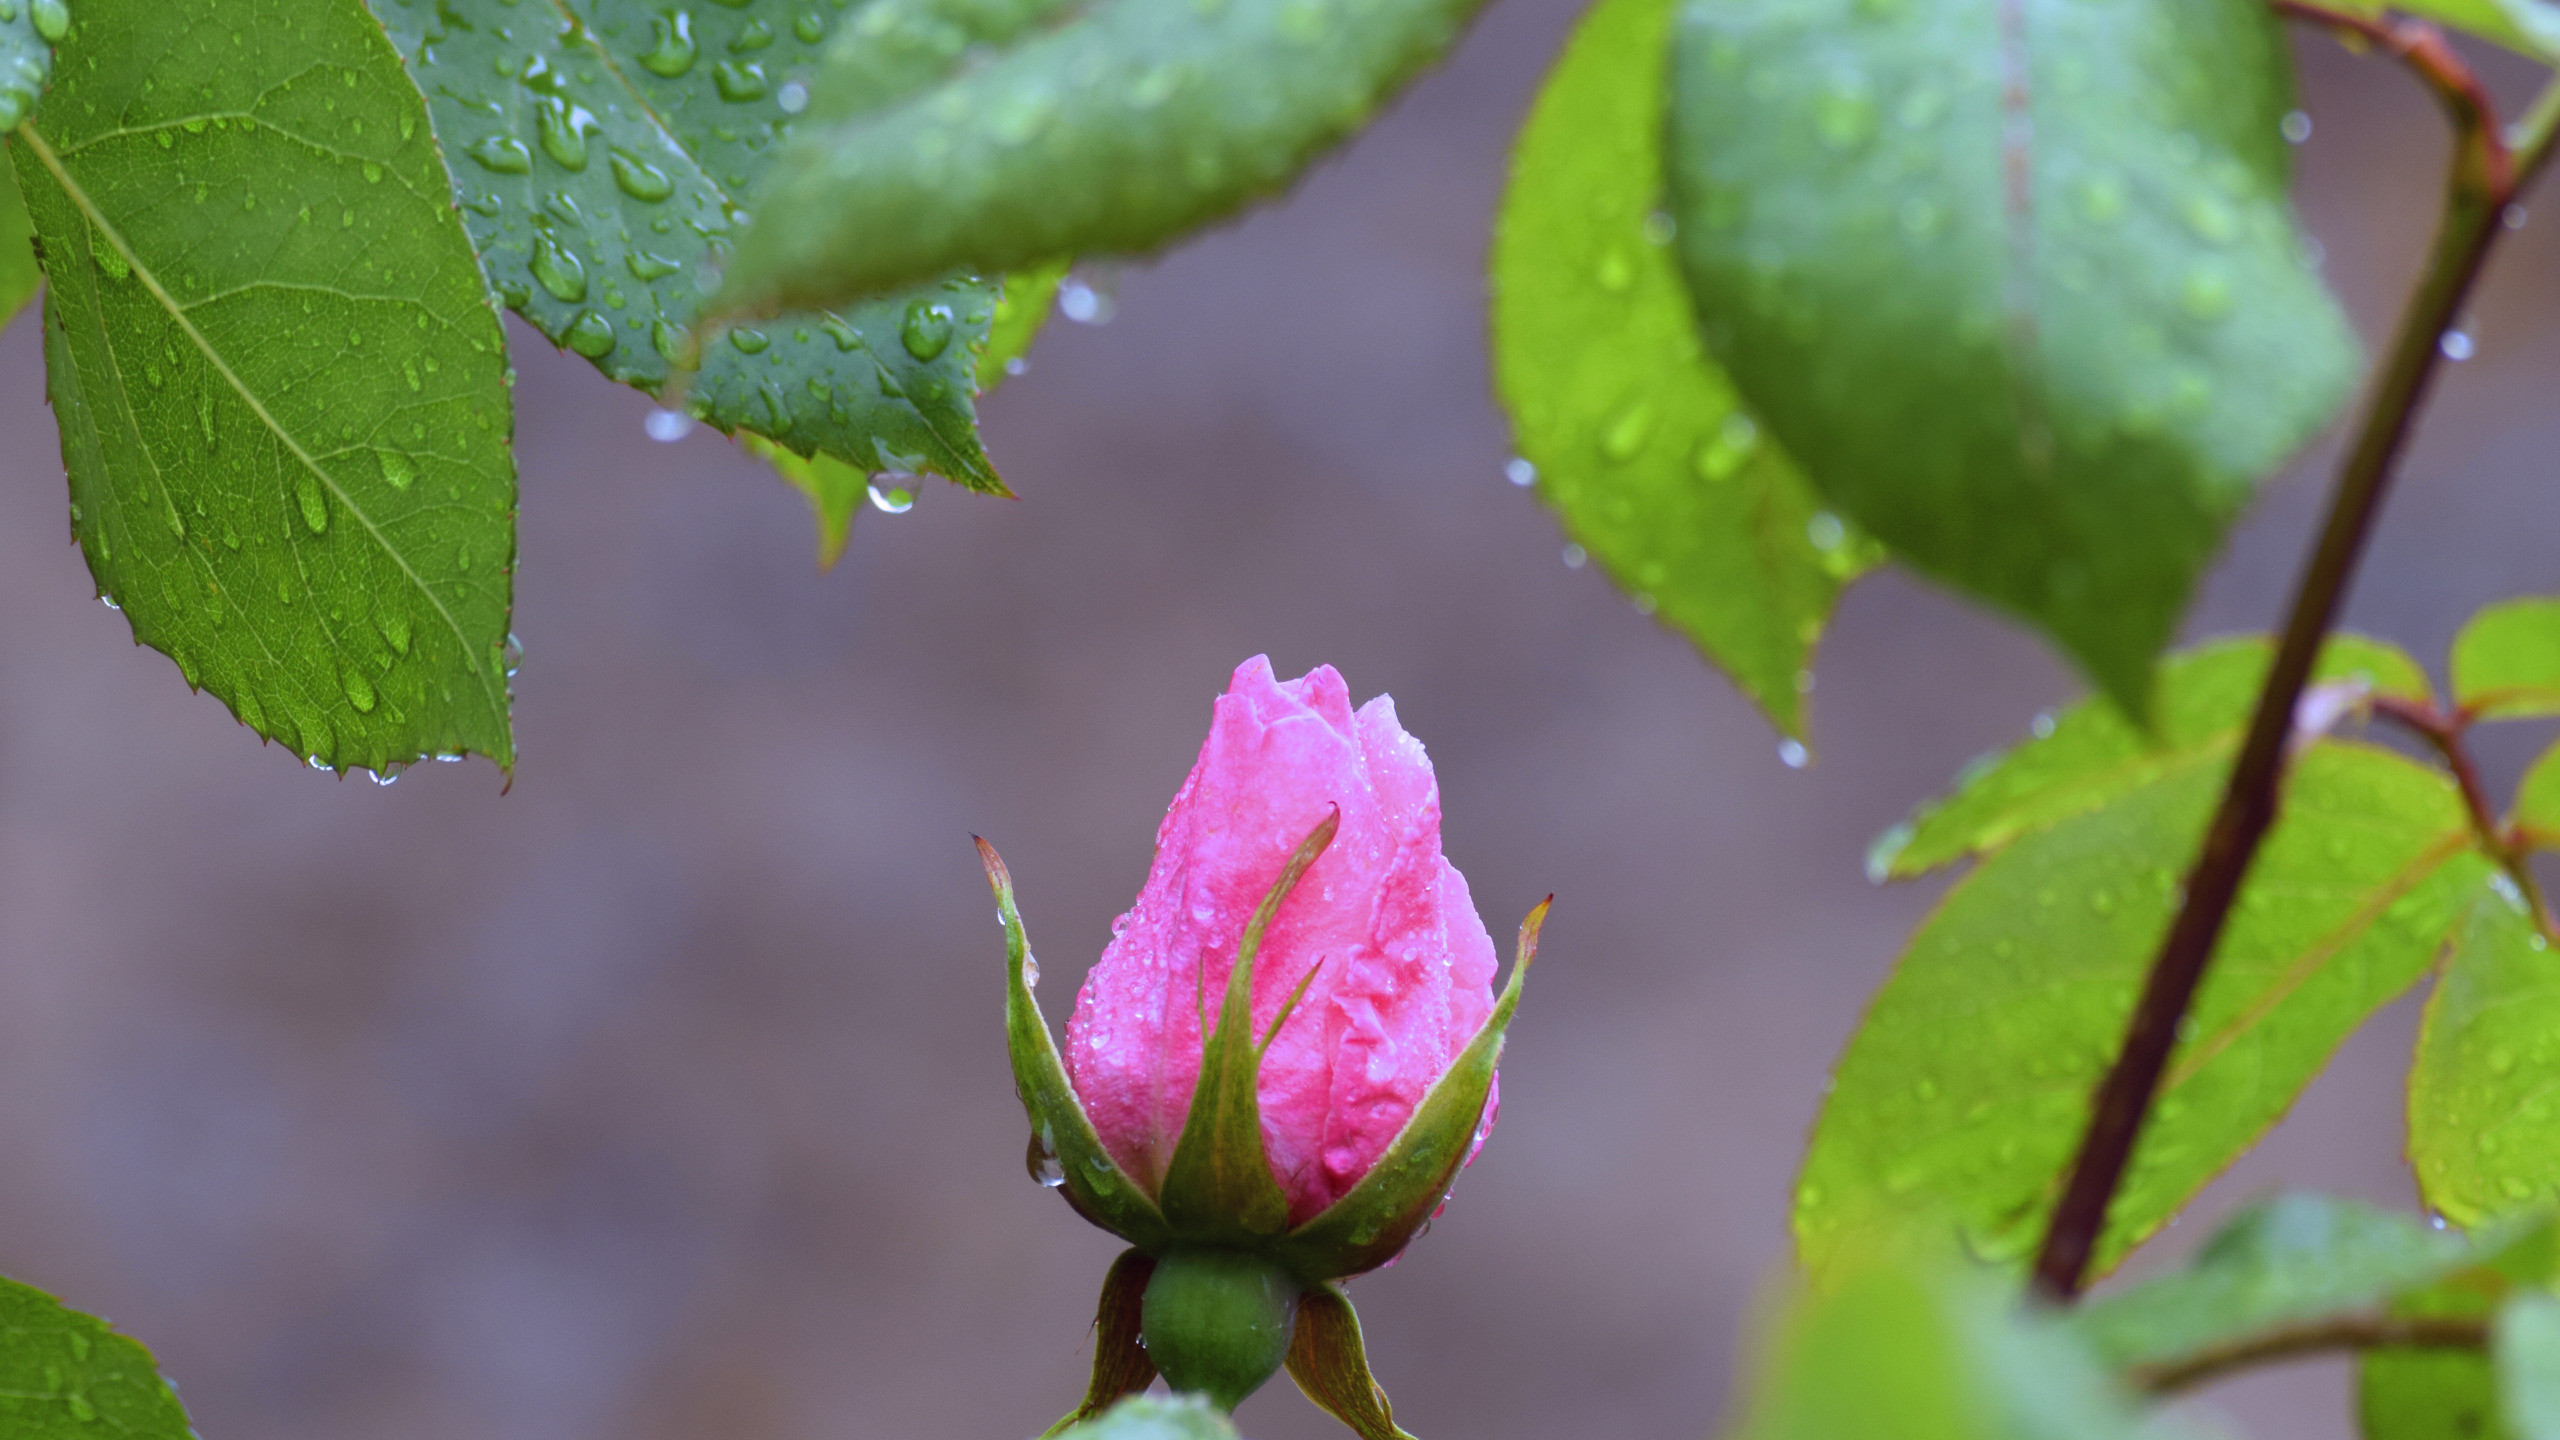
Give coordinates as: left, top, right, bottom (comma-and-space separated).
2501, 1292, 2560, 1440
1665, 0, 2358, 718
1873, 635, 2429, 880
982, 262, 1066, 392
1490, 0, 1872, 740
1053, 1395, 1240, 1440
0, 0, 50, 131
367, 0, 1004, 492
2076, 1195, 2464, 1373
0, 1274, 197, 1439
17, 0, 516, 773
2410, 894, 2560, 1228
0, 146, 33, 329
2453, 599, 2560, 721
2361, 1224, 2560, 1440
1737, 1262, 2161, 1440
1798, 744, 2493, 1279
742, 433, 863, 570
711, 0, 1492, 317
2515, 741, 2560, 848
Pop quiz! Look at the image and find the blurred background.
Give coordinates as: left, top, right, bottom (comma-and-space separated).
0, 13, 2553, 1440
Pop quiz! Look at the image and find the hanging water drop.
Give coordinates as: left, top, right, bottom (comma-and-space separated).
868, 479, 916, 514
565, 309, 617, 357
1504, 457, 1536, 487
1778, 738, 1809, 769
1560, 543, 1586, 570
2440, 328, 2476, 361
1057, 277, 1113, 325
645, 408, 694, 442
2280, 109, 2311, 144
900, 298, 955, 361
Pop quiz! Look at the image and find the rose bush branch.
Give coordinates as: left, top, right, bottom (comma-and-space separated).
2031, 16, 2560, 1301
2369, 694, 2557, 932
2131, 1312, 2490, 1395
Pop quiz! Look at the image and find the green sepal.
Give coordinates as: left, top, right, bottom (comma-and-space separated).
1044, 1249, 1161, 1438
980, 837, 1172, 1250
1159, 808, 1341, 1243
1284, 1282, 1417, 1440
1276, 898, 1547, 1281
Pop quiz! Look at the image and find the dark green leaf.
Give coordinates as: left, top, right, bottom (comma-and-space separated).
1053, 1396, 1240, 1440
0, 0, 52, 131
2411, 894, 2560, 1227
711, 0, 1492, 316
2500, 1291, 2560, 1440
18, 0, 517, 772
1738, 1262, 2161, 1440
982, 262, 1065, 392
1490, 0, 1872, 739
0, 146, 34, 328
1872, 635, 2428, 880
2453, 599, 2560, 721
2076, 1195, 2464, 1372
0, 1274, 196, 1439
1665, 0, 2358, 717
1798, 744, 2492, 1279
368, 0, 1003, 491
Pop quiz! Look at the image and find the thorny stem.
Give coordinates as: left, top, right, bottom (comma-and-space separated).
2132, 1313, 2491, 1395
2371, 695, 2558, 933
2029, 9, 2560, 1301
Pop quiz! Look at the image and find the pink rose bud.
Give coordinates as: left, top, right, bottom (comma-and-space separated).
1065, 656, 1503, 1225
979, 657, 1544, 1428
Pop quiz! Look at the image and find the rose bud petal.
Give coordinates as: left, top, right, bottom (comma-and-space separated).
1065, 656, 1504, 1228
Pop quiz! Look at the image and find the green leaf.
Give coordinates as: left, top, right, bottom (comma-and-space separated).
2501, 1291, 2560, 1440
982, 262, 1066, 392
710, 0, 1494, 317
981, 838, 1172, 1251
367, 0, 1004, 493
1797, 743, 2493, 1280
2453, 599, 2560, 721
2515, 741, 2560, 848
0, 146, 34, 329
2075, 1195, 2465, 1374
1052, 1396, 1241, 1440
1664, 0, 2358, 718
0, 0, 52, 131
0, 1274, 197, 1439
2410, 893, 2560, 1228
1738, 1262, 2163, 1440
1873, 634, 2429, 880
742, 432, 863, 570
1159, 809, 1337, 1244
1489, 0, 1873, 740
17, 0, 517, 773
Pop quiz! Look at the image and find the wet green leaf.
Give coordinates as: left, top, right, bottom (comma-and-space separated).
712, 0, 1492, 316
1873, 635, 2428, 880
1665, 0, 2358, 718
2453, 599, 2560, 721
982, 262, 1066, 392
1053, 1395, 1241, 1440
0, 1274, 196, 1440
2514, 741, 2560, 847
1798, 744, 2492, 1279
2076, 1195, 2465, 1372
368, 0, 1003, 491
0, 148, 33, 328
0, 0, 50, 131
1738, 1262, 2161, 1440
2410, 894, 2560, 1227
17, 0, 516, 772
1490, 0, 1871, 739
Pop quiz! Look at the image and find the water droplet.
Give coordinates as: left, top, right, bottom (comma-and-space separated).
342, 665, 378, 713
900, 298, 955, 361
1560, 543, 1586, 570
867, 480, 915, 514
645, 408, 694, 442
510, 236, 585, 310
536, 98, 592, 171
2030, 711, 2057, 739
1504, 457, 1536, 488
728, 326, 770, 354
641, 11, 696, 77
1022, 951, 1041, 986
381, 612, 412, 657
1806, 511, 1845, 551
793, 6, 826, 40
2440, 329, 2475, 361
1692, 412, 1759, 480
712, 60, 768, 101
294, 474, 328, 534
1778, 738, 1809, 769
777, 80, 808, 114
1057, 277, 1112, 325
2280, 109, 2312, 144
565, 309, 616, 357
30, 0, 66, 42
1642, 210, 1677, 246
2181, 192, 2239, 245
2505, 204, 2530, 231
2180, 267, 2233, 322
1595, 247, 1633, 292
466, 134, 533, 175
380, 451, 416, 490
1600, 400, 1655, 460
